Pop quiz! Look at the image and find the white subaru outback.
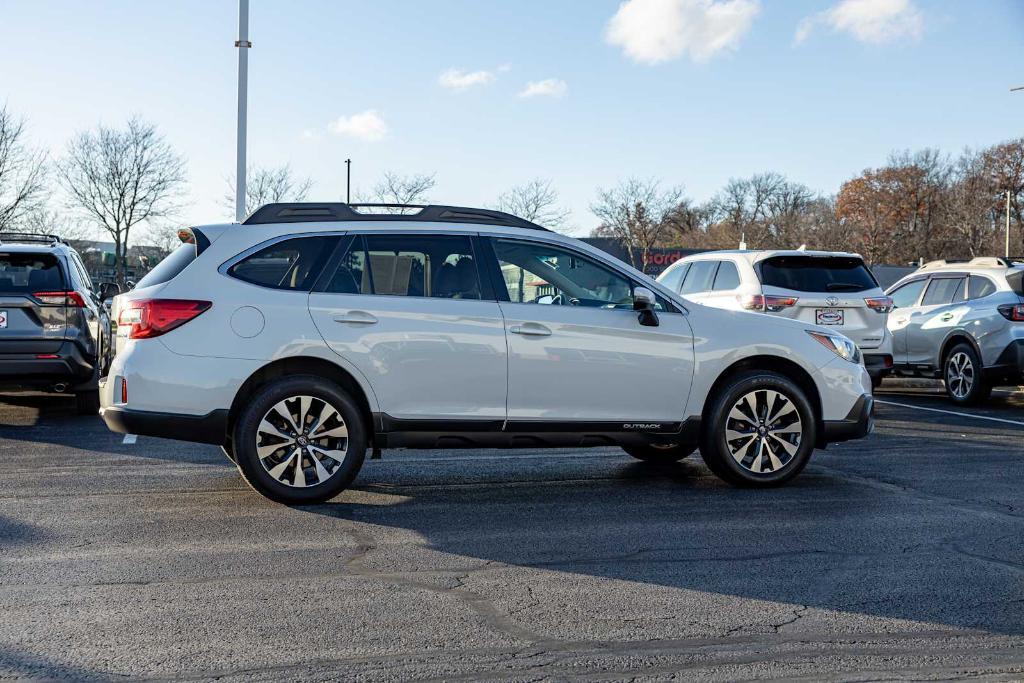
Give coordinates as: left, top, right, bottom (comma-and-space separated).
100, 203, 873, 505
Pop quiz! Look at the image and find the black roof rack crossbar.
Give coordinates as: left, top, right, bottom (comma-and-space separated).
242, 203, 550, 231
0, 232, 65, 246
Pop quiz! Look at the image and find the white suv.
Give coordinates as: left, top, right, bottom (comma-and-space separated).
657, 250, 894, 387
100, 204, 873, 505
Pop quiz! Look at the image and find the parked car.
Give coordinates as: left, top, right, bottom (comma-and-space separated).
0, 233, 117, 414
99, 204, 873, 504
885, 257, 1024, 404
656, 250, 894, 387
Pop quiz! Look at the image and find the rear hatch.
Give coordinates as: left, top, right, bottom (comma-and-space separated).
0, 252, 69, 354
756, 254, 886, 349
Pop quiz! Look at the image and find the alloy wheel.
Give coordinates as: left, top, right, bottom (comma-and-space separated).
255, 395, 349, 488
946, 351, 974, 400
724, 389, 802, 474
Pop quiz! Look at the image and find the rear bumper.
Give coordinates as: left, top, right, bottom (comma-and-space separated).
0, 340, 95, 388
990, 340, 1024, 375
863, 353, 894, 379
820, 393, 874, 445
100, 405, 229, 445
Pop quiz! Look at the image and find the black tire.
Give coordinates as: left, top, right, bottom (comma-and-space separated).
233, 376, 367, 505
75, 389, 100, 416
943, 343, 991, 405
623, 442, 695, 462
699, 371, 816, 487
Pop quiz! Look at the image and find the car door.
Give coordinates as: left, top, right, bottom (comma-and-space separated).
308, 232, 508, 424
484, 236, 694, 425
905, 275, 966, 367
886, 277, 928, 364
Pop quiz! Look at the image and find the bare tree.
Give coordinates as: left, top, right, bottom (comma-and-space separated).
590, 178, 686, 272
0, 106, 48, 231
223, 164, 313, 218
361, 172, 436, 212
494, 178, 571, 230
57, 117, 186, 283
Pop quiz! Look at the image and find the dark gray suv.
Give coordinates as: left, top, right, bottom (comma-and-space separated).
0, 234, 116, 414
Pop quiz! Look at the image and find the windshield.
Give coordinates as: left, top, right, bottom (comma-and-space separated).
758, 256, 878, 293
135, 243, 197, 289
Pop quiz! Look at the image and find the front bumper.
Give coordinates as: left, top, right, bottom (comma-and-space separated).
821, 393, 874, 444
100, 404, 229, 445
0, 340, 95, 388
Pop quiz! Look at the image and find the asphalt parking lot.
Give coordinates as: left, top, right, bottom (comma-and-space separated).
1, 385, 1023, 681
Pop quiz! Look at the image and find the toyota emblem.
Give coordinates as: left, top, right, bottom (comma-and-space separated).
825, 296, 839, 306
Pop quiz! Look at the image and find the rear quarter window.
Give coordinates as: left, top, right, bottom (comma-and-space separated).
0, 253, 65, 293
758, 256, 878, 293
228, 236, 338, 291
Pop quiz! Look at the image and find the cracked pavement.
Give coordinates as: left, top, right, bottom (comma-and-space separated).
0, 386, 1023, 681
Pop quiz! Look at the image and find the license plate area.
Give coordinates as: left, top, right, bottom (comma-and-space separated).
815, 308, 844, 325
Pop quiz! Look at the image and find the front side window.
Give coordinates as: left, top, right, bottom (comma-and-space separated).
890, 279, 926, 309
229, 236, 337, 291
324, 234, 482, 299
679, 260, 717, 295
921, 277, 965, 306
492, 239, 633, 308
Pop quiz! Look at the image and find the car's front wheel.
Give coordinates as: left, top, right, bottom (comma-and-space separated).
233, 376, 367, 505
623, 442, 695, 462
699, 371, 816, 487
943, 343, 991, 405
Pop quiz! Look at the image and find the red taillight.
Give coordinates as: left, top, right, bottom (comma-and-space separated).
998, 304, 1024, 321
736, 294, 798, 312
33, 290, 85, 307
118, 299, 212, 339
865, 296, 894, 313
36, 354, 59, 359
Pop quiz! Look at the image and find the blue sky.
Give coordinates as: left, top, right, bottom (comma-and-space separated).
2, 0, 1023, 237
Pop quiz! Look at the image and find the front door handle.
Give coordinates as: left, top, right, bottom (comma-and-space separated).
509, 323, 551, 337
939, 312, 954, 322
333, 311, 378, 325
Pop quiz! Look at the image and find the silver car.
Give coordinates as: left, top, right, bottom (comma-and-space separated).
886, 257, 1024, 404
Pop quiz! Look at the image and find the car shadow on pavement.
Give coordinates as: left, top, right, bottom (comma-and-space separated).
298, 441, 1024, 638
0, 646, 111, 681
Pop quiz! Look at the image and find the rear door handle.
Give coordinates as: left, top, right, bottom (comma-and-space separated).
509, 323, 551, 337
333, 311, 378, 325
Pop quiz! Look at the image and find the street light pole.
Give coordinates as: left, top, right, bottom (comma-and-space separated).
345, 159, 351, 204
1007, 189, 1012, 258
234, 0, 251, 222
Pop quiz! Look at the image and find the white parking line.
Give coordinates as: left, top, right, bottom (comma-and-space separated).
875, 399, 1024, 428
122, 434, 137, 444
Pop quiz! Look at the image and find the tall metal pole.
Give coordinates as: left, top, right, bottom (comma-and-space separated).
1007, 189, 1012, 258
345, 159, 351, 204
235, 0, 251, 222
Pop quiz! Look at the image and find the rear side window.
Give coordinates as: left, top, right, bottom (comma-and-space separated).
656, 263, 688, 293
890, 279, 926, 309
712, 261, 740, 290
229, 236, 338, 291
324, 234, 482, 299
679, 260, 717, 294
1008, 270, 1024, 296
0, 253, 64, 293
968, 275, 996, 300
922, 277, 965, 306
758, 256, 877, 293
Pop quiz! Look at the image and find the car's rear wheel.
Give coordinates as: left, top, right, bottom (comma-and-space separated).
623, 442, 695, 462
233, 376, 367, 505
699, 371, 816, 487
943, 343, 991, 405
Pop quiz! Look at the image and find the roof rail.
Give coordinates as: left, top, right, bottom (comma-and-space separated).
0, 232, 65, 246
919, 259, 949, 269
241, 203, 550, 231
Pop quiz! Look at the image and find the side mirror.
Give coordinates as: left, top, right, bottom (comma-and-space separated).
99, 282, 121, 301
633, 286, 660, 327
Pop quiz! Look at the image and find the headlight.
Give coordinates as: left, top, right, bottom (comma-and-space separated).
807, 330, 861, 363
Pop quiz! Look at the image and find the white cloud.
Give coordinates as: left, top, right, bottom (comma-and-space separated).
605, 0, 760, 65
795, 0, 923, 45
438, 68, 496, 91
518, 79, 568, 99
327, 110, 388, 142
